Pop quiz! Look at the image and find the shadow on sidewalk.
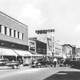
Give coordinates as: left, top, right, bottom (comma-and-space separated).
44, 71, 80, 80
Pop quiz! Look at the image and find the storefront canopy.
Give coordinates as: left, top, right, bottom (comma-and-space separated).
32, 54, 46, 57
13, 50, 33, 56
0, 48, 17, 56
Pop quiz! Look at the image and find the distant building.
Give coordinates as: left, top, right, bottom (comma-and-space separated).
36, 40, 47, 55
62, 44, 73, 58
35, 29, 55, 57
75, 48, 80, 58
29, 37, 47, 56
54, 41, 62, 58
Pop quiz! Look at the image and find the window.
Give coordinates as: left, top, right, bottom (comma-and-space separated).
4, 27, 7, 35
9, 28, 12, 36
22, 33, 24, 40
11, 29, 14, 37
0, 25, 1, 33
7, 27, 9, 36
14, 30, 16, 37
15, 31, 18, 38
1, 25, 5, 34
19, 32, 22, 40
18, 32, 20, 39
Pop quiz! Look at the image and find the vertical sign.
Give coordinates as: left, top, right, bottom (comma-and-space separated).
29, 40, 36, 53
47, 37, 52, 56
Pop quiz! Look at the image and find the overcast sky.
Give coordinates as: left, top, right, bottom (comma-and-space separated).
0, 0, 80, 46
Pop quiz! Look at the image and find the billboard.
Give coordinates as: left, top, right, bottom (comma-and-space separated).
47, 37, 53, 56
36, 40, 47, 54
47, 38, 52, 51
29, 41, 36, 52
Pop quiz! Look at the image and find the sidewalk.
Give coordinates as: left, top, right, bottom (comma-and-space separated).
0, 66, 78, 80
0, 65, 31, 71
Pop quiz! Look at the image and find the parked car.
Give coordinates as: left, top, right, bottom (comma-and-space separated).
0, 59, 8, 66
31, 58, 54, 68
5, 60, 20, 69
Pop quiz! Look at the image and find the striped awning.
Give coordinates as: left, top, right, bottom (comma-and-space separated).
0, 48, 17, 56
13, 50, 33, 56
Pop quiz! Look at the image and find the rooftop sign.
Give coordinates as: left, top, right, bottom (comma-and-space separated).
35, 29, 55, 34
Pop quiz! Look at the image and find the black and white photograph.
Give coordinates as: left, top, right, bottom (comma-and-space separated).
0, 0, 80, 80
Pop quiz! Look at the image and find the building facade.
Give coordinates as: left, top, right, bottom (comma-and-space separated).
35, 29, 55, 57
62, 44, 73, 59
54, 41, 62, 58
0, 11, 28, 50
29, 37, 47, 55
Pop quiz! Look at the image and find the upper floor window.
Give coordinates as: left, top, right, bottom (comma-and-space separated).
22, 33, 24, 40
15, 31, 18, 38
4, 27, 7, 35
0, 24, 24, 40
11, 29, 14, 37
1, 25, 5, 34
9, 28, 12, 36
14, 30, 16, 37
18, 32, 20, 39
7, 27, 9, 36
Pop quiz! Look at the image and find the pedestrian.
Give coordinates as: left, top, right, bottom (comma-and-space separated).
53, 58, 57, 67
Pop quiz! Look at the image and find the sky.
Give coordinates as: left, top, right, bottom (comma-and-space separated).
0, 0, 80, 46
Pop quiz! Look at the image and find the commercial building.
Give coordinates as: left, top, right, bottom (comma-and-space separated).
75, 48, 80, 57
62, 44, 73, 59
29, 37, 47, 62
54, 41, 62, 58
29, 37, 47, 56
0, 11, 30, 63
35, 29, 55, 57
0, 11, 28, 49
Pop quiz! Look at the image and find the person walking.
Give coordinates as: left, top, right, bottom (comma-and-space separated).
53, 58, 57, 67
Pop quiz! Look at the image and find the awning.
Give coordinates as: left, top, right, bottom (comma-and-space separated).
13, 50, 33, 56
32, 54, 45, 57
0, 48, 17, 56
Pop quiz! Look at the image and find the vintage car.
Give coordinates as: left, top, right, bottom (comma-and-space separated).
0, 59, 7, 66
5, 61, 20, 69
31, 58, 54, 68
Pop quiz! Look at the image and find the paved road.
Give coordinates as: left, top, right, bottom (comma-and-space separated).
0, 67, 80, 80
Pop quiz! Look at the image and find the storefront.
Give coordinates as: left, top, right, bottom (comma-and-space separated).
0, 11, 29, 64
13, 50, 33, 65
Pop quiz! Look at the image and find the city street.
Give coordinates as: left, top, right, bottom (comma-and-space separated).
0, 66, 80, 80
